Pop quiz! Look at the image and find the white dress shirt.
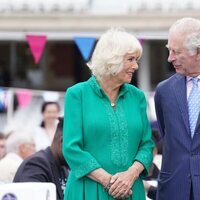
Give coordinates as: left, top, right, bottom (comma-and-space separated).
186, 75, 200, 99
0, 153, 23, 183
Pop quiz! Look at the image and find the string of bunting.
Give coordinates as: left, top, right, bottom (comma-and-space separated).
25, 34, 144, 64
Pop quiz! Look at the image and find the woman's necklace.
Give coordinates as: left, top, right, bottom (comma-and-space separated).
111, 102, 115, 107
98, 79, 119, 108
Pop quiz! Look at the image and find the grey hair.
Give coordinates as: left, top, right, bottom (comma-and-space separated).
6, 131, 34, 154
88, 28, 142, 80
169, 17, 200, 55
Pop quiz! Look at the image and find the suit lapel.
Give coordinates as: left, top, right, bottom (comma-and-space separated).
195, 112, 200, 132
172, 74, 190, 135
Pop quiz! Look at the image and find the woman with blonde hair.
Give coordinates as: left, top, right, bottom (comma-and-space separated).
63, 28, 154, 200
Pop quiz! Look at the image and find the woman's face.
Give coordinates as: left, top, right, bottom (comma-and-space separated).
115, 52, 139, 84
42, 104, 60, 123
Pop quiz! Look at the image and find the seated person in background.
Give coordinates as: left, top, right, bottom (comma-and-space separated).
144, 129, 163, 200
13, 117, 69, 200
0, 132, 6, 159
0, 131, 36, 183
34, 101, 60, 151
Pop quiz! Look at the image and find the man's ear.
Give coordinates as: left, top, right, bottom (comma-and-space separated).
18, 144, 25, 158
197, 45, 200, 56
197, 46, 200, 59
18, 144, 23, 154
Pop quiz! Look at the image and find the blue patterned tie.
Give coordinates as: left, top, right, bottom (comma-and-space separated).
188, 77, 200, 137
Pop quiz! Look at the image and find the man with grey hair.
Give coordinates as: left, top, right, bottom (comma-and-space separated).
0, 131, 35, 183
155, 17, 200, 200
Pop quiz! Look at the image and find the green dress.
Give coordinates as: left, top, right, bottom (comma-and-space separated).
63, 76, 154, 200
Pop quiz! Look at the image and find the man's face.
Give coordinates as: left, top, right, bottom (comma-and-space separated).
167, 31, 200, 76
0, 139, 6, 159
19, 142, 36, 159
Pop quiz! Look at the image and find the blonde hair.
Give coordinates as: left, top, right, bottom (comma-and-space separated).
88, 28, 142, 80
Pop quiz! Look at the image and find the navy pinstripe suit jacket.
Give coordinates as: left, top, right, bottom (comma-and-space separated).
154, 73, 200, 200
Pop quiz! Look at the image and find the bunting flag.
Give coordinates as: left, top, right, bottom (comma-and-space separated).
74, 37, 96, 61
0, 88, 6, 111
16, 89, 32, 108
26, 35, 47, 64
138, 38, 144, 46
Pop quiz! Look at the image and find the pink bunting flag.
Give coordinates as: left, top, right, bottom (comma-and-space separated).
139, 38, 144, 46
16, 89, 32, 108
26, 35, 47, 64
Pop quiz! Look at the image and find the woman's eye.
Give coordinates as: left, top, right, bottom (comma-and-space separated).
128, 57, 138, 63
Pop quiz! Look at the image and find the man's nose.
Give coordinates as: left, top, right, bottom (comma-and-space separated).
168, 51, 175, 63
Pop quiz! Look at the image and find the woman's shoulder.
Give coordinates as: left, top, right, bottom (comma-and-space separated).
34, 126, 46, 135
65, 80, 89, 94
125, 84, 145, 97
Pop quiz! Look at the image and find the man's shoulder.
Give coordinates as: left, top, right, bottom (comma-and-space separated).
0, 153, 22, 167
13, 149, 52, 183
22, 148, 50, 165
156, 73, 180, 90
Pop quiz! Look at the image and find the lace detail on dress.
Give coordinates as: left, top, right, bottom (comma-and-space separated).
103, 99, 129, 167
89, 75, 129, 167
75, 158, 100, 178
116, 102, 129, 166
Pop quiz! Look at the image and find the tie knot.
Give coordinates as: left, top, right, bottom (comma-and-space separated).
192, 77, 199, 86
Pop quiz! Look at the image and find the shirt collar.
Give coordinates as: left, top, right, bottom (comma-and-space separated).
186, 75, 200, 83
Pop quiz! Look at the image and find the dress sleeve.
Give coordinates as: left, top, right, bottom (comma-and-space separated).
134, 91, 155, 177
62, 86, 101, 179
